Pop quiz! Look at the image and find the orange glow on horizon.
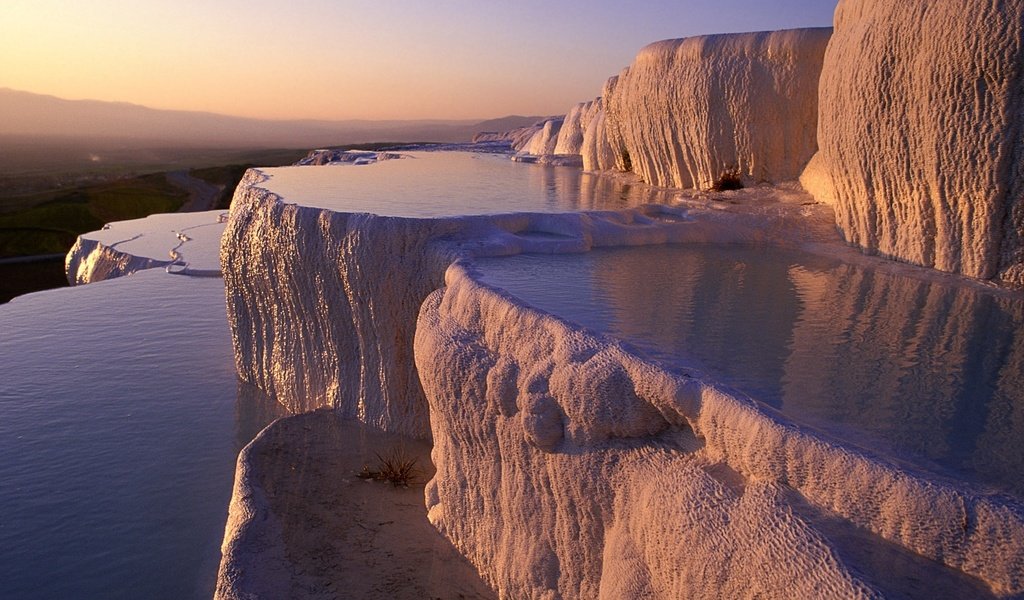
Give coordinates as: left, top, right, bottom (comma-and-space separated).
0, 0, 838, 122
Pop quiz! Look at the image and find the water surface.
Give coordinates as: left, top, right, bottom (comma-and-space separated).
0, 270, 287, 599
475, 244, 1024, 496
261, 151, 678, 217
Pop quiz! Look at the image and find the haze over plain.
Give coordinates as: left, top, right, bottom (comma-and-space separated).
2, 0, 837, 123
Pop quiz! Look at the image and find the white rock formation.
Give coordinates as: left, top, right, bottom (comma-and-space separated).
66, 210, 226, 284
484, 106, 602, 164
415, 262, 1024, 598
214, 422, 291, 600
520, 117, 565, 157
221, 166, 701, 435
470, 131, 510, 143
473, 125, 544, 152
802, 0, 1024, 286
294, 149, 402, 166
601, 28, 831, 189
221, 172, 451, 431
553, 99, 601, 156
221, 149, 1024, 596
581, 95, 618, 172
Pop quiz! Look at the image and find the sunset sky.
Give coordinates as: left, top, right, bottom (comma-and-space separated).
1, 0, 838, 121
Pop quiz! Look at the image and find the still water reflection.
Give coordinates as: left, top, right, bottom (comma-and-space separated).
261, 151, 679, 216
475, 244, 1024, 497
0, 270, 288, 600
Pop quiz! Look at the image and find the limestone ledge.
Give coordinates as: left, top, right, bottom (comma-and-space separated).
220, 167, 792, 438
66, 236, 170, 285
219, 164, 1024, 596
603, 28, 831, 189
415, 261, 1024, 598
65, 210, 227, 285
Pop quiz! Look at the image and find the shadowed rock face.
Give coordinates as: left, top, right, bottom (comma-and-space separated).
804, 0, 1024, 285
602, 28, 832, 189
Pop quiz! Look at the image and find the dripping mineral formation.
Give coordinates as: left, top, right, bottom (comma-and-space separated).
802, 0, 1024, 285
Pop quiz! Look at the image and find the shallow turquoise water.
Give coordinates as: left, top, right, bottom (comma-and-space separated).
475, 244, 1024, 497
0, 270, 286, 599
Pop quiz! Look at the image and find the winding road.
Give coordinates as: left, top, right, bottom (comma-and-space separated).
166, 170, 222, 212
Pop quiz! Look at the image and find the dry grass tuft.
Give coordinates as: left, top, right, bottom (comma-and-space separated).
357, 447, 419, 487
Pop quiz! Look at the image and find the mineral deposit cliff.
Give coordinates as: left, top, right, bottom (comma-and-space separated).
533, 1, 1024, 286
599, 28, 830, 189
416, 263, 1024, 598
220, 167, 705, 437
553, 99, 601, 156
66, 210, 226, 284
520, 117, 565, 157
216, 2, 1024, 597
803, 0, 1024, 285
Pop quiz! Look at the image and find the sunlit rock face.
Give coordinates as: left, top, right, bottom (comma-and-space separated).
521, 117, 565, 157
601, 28, 831, 189
416, 263, 1024, 598
472, 124, 544, 151
66, 237, 168, 285
804, 0, 1024, 285
220, 171, 457, 435
553, 99, 601, 156
220, 163, 697, 437
581, 116, 617, 171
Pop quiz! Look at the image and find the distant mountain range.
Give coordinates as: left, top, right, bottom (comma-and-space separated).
0, 88, 546, 148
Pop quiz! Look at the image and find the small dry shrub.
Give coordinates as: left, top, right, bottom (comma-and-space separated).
357, 447, 418, 487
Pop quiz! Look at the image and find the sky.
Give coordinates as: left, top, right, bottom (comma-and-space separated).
1, 0, 838, 122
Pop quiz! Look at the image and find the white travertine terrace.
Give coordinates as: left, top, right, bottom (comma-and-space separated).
602, 28, 831, 189
219, 154, 1024, 596
294, 149, 402, 166
216, 7, 1024, 596
416, 263, 1024, 598
472, 123, 545, 151
65, 210, 226, 284
802, 0, 1024, 286
220, 166, 712, 434
581, 83, 619, 172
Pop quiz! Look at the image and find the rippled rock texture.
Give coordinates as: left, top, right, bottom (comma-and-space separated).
220, 171, 455, 435
416, 263, 1024, 598
521, 117, 565, 157
804, 0, 1024, 285
603, 28, 831, 189
553, 99, 601, 156
220, 167, 700, 437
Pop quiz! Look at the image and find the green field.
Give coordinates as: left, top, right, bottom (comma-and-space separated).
0, 173, 188, 257
0, 148, 309, 258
